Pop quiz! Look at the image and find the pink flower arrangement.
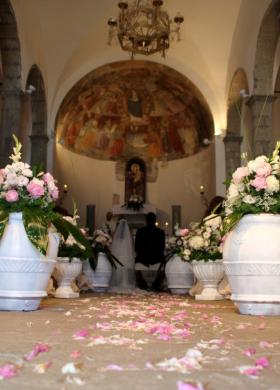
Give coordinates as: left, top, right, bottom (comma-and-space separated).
0, 136, 59, 211
224, 142, 280, 232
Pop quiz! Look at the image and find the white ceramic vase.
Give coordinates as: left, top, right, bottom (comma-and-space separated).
165, 255, 194, 294
223, 214, 280, 315
191, 260, 224, 300
0, 212, 58, 311
53, 257, 82, 298
83, 252, 112, 292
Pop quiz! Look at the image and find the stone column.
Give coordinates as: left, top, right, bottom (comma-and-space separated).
29, 134, 49, 168
223, 133, 243, 181
247, 94, 277, 157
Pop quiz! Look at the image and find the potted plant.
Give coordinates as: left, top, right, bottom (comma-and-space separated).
223, 142, 280, 315
54, 210, 91, 298
185, 215, 224, 300
83, 226, 122, 292
165, 226, 194, 295
0, 136, 92, 311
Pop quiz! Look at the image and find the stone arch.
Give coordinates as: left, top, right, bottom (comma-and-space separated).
272, 66, 280, 145
224, 68, 249, 179
0, 0, 21, 164
26, 65, 48, 168
250, 0, 280, 156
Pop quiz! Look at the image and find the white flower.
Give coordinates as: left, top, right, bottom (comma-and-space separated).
248, 155, 268, 173
5, 172, 18, 186
22, 168, 33, 177
265, 175, 279, 193
203, 231, 211, 239
242, 194, 257, 204
204, 214, 222, 230
16, 175, 29, 187
188, 236, 204, 250
227, 183, 240, 200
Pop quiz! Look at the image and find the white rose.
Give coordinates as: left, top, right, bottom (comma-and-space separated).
203, 231, 211, 239
17, 175, 29, 187
242, 194, 257, 204
204, 215, 222, 230
227, 183, 240, 200
265, 175, 280, 193
248, 156, 268, 173
188, 236, 204, 250
22, 168, 33, 177
5, 172, 18, 186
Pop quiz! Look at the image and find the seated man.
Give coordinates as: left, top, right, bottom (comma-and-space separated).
135, 212, 165, 291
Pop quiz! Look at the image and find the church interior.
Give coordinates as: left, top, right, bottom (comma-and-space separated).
0, 0, 280, 389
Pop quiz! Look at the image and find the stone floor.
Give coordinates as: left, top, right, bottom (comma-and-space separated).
0, 292, 280, 390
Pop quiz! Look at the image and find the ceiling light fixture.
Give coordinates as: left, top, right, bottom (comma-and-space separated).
107, 0, 184, 59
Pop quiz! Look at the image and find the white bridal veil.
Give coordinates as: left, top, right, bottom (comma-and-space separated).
110, 219, 136, 291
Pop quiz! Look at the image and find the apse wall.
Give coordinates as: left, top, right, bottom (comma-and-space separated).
54, 143, 215, 230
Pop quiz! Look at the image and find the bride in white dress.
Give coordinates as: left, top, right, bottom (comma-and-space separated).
110, 219, 136, 292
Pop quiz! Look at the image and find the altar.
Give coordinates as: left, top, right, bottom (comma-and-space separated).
112, 203, 157, 233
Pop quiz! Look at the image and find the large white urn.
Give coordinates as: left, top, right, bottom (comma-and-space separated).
191, 260, 224, 300
83, 252, 112, 292
223, 214, 280, 315
54, 257, 82, 298
0, 212, 58, 311
165, 255, 194, 294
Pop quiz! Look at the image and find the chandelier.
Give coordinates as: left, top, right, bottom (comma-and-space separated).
107, 0, 184, 58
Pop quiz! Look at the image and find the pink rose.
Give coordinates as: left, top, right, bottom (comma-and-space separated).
43, 172, 54, 184
27, 182, 45, 199
256, 162, 272, 177
51, 187, 59, 200
5, 189, 19, 202
251, 175, 267, 191
232, 167, 249, 184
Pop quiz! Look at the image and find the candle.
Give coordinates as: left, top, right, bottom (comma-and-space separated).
155, 221, 159, 227
63, 184, 68, 193
165, 222, 169, 227
200, 185, 204, 194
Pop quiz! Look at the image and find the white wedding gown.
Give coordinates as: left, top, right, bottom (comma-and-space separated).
110, 219, 136, 292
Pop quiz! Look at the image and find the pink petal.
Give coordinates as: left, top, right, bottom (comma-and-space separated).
177, 381, 204, 390
106, 364, 123, 371
255, 356, 270, 368
72, 329, 89, 340
24, 343, 50, 361
70, 350, 81, 359
259, 341, 273, 349
243, 347, 256, 357
257, 322, 266, 330
243, 367, 261, 376
0, 364, 17, 379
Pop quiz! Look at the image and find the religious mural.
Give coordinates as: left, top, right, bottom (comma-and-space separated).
56, 61, 214, 162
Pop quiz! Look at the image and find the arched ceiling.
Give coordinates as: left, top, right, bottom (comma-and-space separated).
10, 0, 273, 132
56, 61, 214, 162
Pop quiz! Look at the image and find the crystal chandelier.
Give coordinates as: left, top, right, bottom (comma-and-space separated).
107, 0, 184, 58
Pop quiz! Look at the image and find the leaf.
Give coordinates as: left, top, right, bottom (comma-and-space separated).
23, 210, 49, 254
0, 209, 9, 240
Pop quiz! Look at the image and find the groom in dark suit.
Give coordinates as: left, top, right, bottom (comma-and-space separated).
135, 212, 165, 290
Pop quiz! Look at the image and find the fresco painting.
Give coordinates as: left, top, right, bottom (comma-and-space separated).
56, 61, 213, 161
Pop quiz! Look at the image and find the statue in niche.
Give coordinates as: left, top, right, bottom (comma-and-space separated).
125, 158, 146, 203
